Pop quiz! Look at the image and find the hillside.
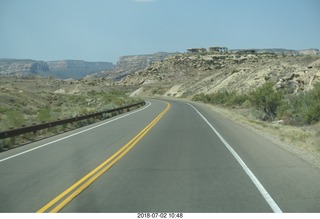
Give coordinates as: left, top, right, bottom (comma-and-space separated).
0, 75, 139, 131
119, 48, 320, 97
1, 48, 319, 158
118, 48, 320, 160
0, 59, 114, 79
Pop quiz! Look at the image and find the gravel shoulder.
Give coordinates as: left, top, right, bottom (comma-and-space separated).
199, 102, 320, 169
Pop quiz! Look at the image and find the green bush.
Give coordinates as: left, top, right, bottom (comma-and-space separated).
250, 82, 282, 121
242, 99, 252, 108
227, 92, 249, 106
192, 93, 210, 102
192, 91, 249, 106
208, 91, 230, 104
37, 108, 52, 123
191, 81, 320, 126
278, 83, 320, 125
4, 110, 26, 128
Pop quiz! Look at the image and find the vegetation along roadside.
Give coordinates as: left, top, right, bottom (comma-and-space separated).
191, 82, 320, 167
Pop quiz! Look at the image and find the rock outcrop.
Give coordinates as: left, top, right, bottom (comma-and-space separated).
46, 60, 114, 79
0, 59, 49, 76
298, 49, 320, 55
118, 48, 320, 97
91, 52, 176, 80
0, 59, 114, 79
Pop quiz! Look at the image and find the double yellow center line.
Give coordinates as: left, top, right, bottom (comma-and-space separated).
37, 102, 170, 213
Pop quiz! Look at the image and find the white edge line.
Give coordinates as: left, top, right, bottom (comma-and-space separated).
188, 103, 283, 213
0, 101, 151, 164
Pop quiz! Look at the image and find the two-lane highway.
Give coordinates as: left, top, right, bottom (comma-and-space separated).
0, 99, 320, 212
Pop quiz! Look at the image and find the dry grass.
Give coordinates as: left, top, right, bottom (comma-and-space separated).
0, 77, 140, 131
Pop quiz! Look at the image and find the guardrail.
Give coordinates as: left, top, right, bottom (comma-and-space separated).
0, 101, 145, 151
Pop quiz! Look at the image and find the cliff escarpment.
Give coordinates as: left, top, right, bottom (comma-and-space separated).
91, 52, 176, 80
0, 59, 114, 79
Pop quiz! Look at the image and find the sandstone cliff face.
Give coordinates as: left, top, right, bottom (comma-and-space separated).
92, 52, 175, 80
46, 60, 114, 79
0, 59, 114, 79
0, 59, 49, 76
119, 50, 320, 97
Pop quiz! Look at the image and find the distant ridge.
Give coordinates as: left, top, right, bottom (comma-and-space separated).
90, 52, 176, 80
231, 48, 320, 55
0, 59, 114, 79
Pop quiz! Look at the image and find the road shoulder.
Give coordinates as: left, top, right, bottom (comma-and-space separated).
192, 100, 320, 169
156, 96, 320, 169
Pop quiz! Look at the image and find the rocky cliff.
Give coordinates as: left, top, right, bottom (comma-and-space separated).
0, 59, 50, 76
91, 52, 176, 80
0, 59, 114, 79
46, 60, 114, 79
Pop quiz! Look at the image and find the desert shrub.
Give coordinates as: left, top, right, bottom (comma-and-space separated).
4, 110, 26, 128
227, 92, 249, 106
250, 82, 282, 121
207, 91, 230, 104
192, 91, 249, 106
191, 93, 210, 102
37, 108, 52, 123
242, 99, 252, 108
278, 82, 320, 125
191, 81, 320, 126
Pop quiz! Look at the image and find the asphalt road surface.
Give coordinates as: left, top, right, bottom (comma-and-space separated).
0, 99, 319, 213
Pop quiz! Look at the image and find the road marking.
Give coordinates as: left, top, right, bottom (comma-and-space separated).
37, 102, 170, 213
0, 102, 151, 164
188, 103, 283, 213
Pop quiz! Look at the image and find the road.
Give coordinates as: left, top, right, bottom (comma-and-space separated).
0, 99, 320, 213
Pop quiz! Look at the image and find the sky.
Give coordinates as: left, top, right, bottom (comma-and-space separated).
0, 0, 319, 63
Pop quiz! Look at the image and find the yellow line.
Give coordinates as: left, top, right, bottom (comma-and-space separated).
37, 102, 170, 213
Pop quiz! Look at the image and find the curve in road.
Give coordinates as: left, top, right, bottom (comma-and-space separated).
1, 99, 320, 213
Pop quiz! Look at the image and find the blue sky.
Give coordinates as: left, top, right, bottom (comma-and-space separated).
0, 0, 319, 63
